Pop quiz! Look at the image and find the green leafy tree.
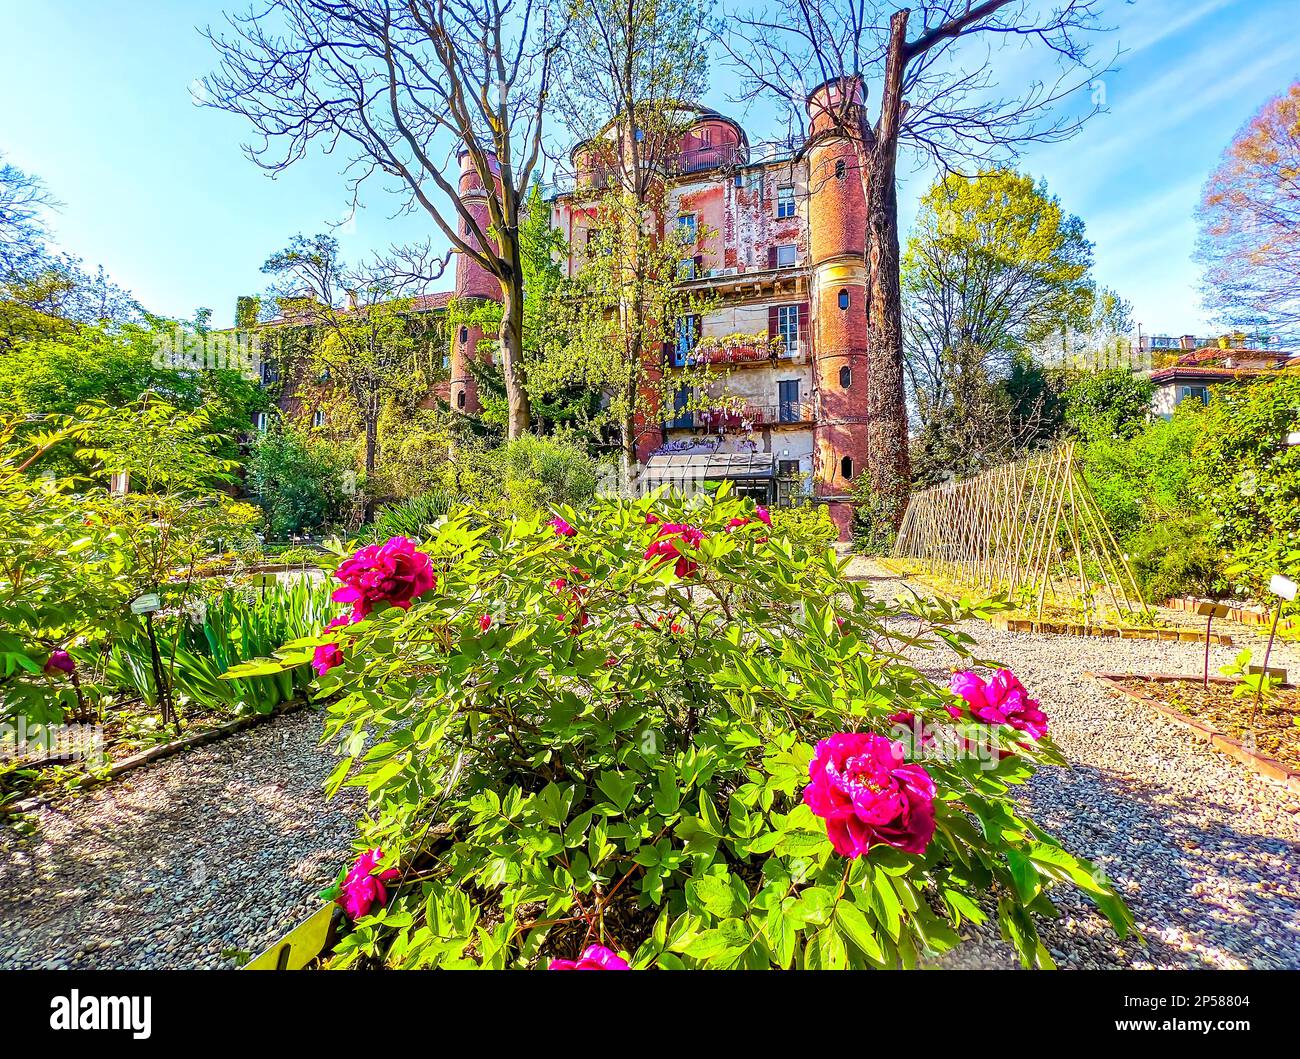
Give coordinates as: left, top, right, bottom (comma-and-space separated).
903, 168, 1093, 437
1063, 369, 1154, 444
260, 234, 442, 496
450, 186, 601, 436
550, 0, 717, 480
248, 419, 354, 538
1191, 374, 1300, 604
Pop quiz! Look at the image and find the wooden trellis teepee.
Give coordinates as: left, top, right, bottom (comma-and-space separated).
893, 444, 1148, 625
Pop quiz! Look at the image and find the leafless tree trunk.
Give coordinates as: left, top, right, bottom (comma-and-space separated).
203, 0, 571, 439
727, 0, 1112, 529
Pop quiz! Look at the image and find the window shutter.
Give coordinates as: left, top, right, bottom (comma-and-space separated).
767, 246, 777, 269
768, 305, 779, 337
693, 254, 703, 273
798, 301, 810, 349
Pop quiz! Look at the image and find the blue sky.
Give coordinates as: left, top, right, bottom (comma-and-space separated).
0, 0, 1296, 335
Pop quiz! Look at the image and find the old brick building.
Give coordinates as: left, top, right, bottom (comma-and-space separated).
450, 80, 872, 538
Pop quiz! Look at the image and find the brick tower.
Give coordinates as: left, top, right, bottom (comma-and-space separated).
805, 78, 870, 540
450, 149, 503, 415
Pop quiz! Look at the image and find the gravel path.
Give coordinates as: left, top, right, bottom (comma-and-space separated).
0, 708, 362, 969
853, 559, 1300, 969
3, 565, 1297, 970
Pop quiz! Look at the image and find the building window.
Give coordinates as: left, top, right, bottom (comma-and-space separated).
775, 243, 797, 268
841, 455, 853, 479
1176, 384, 1210, 406
838, 288, 850, 310
835, 159, 846, 180
676, 213, 697, 245
778, 379, 800, 422
698, 126, 712, 146
776, 304, 801, 357
312, 409, 325, 429
442, 353, 451, 369
675, 315, 699, 363
778, 459, 800, 478
460, 326, 469, 344
776, 185, 795, 219
678, 257, 697, 280
254, 411, 268, 433
457, 390, 466, 410
839, 365, 851, 389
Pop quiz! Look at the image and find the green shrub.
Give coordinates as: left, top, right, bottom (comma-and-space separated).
235, 490, 1132, 969
1126, 512, 1222, 603
1190, 374, 1300, 607
1063, 368, 1153, 443
248, 421, 354, 539
474, 434, 602, 515
1078, 403, 1219, 601
769, 501, 838, 556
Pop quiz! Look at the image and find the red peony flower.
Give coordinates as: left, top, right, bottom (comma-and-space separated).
479, 614, 492, 632
331, 536, 435, 621
549, 944, 630, 970
549, 516, 576, 538
336, 848, 401, 920
311, 615, 351, 676
802, 733, 936, 858
644, 523, 705, 578
44, 650, 75, 676
949, 669, 1048, 740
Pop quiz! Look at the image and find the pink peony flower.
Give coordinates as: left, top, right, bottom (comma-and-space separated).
949, 669, 1048, 740
549, 944, 630, 970
44, 650, 75, 676
549, 516, 576, 538
479, 613, 492, 632
644, 523, 705, 578
311, 615, 352, 676
802, 733, 937, 858
332, 536, 435, 621
337, 848, 400, 920
311, 642, 344, 676
644, 512, 660, 525
755, 505, 771, 526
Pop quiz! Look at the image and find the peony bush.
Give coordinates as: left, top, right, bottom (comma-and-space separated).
236, 489, 1133, 969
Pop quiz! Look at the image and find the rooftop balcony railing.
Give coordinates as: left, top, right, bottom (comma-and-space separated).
667, 401, 815, 432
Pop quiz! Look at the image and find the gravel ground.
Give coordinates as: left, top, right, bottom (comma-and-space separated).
0, 708, 362, 969
852, 559, 1300, 969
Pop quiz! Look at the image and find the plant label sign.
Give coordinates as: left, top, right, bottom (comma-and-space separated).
1270, 574, 1298, 602
130, 592, 162, 615
1194, 601, 1230, 618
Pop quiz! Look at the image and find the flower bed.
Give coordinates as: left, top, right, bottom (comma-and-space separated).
1090, 672, 1300, 792
232, 494, 1134, 970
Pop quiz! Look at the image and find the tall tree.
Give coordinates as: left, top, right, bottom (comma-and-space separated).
902, 168, 1092, 427
203, 0, 571, 439
1198, 82, 1300, 335
0, 153, 53, 280
450, 184, 599, 434
260, 234, 440, 497
728, 0, 1110, 526
550, 0, 715, 481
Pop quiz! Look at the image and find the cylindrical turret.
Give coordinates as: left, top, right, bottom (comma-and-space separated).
450, 149, 503, 415
805, 77, 870, 541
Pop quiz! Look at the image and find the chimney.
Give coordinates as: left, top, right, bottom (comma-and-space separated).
1180, 335, 1196, 350
346, 289, 358, 310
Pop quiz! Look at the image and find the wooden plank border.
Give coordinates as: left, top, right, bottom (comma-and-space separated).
1088, 671, 1300, 794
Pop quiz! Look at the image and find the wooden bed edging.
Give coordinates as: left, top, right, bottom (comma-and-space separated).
1087, 671, 1300, 795
0, 700, 309, 816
